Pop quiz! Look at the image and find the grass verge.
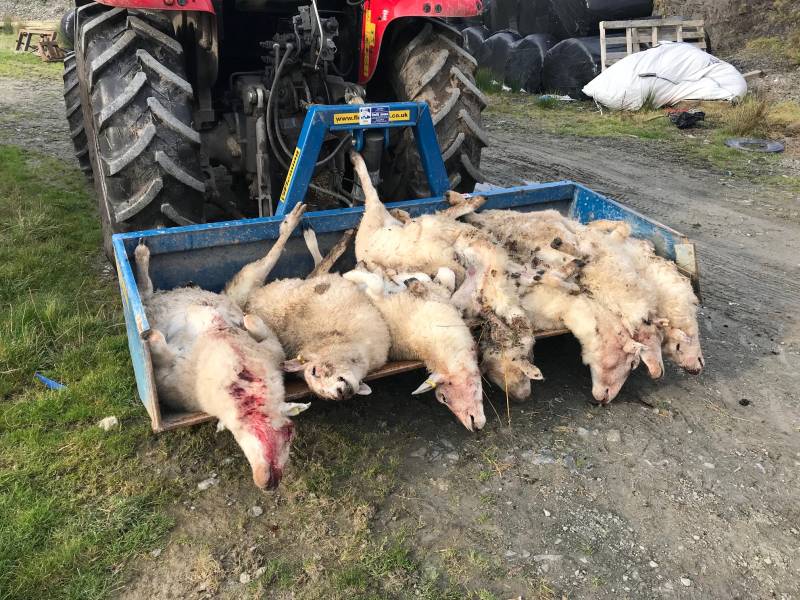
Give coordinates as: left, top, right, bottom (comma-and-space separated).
0, 145, 175, 599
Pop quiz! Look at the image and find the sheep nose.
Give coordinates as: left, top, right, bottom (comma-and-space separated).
336, 380, 353, 400
254, 465, 280, 490
471, 413, 487, 431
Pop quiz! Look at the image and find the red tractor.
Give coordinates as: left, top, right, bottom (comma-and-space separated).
60, 0, 488, 253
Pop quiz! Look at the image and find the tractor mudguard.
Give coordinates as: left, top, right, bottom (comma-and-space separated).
359, 0, 483, 83
92, 0, 215, 13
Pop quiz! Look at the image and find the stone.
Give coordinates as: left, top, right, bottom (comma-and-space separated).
250, 506, 264, 517
239, 572, 251, 584
680, 577, 692, 587
97, 416, 119, 431
197, 477, 218, 491
410, 446, 427, 458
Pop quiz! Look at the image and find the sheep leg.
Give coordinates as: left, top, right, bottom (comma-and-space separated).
303, 227, 324, 269
389, 208, 412, 224
134, 243, 154, 301
342, 269, 385, 300
440, 192, 486, 219
243, 314, 272, 342
224, 203, 306, 307
586, 219, 632, 239
350, 151, 399, 228
450, 264, 483, 316
309, 229, 355, 278
434, 267, 456, 294
145, 329, 175, 366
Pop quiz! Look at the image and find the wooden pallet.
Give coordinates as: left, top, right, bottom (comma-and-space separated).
599, 17, 707, 71
14, 28, 65, 62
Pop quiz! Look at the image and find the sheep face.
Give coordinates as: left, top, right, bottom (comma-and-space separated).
195, 332, 305, 489
414, 369, 486, 431
586, 326, 643, 405
634, 322, 665, 379
480, 350, 543, 401
663, 328, 704, 374
283, 355, 371, 401
438, 379, 486, 431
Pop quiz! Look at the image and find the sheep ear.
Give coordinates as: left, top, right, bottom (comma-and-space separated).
520, 361, 544, 381
356, 382, 372, 396
281, 359, 306, 372
281, 402, 311, 416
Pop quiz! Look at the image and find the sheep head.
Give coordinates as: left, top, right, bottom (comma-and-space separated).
282, 352, 372, 401
584, 317, 643, 405
412, 368, 486, 431
481, 351, 542, 401
663, 327, 704, 374
193, 329, 309, 489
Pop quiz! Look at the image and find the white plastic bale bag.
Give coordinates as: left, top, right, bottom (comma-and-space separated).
582, 42, 747, 110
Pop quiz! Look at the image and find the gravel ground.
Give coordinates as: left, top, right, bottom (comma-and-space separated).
1, 71, 798, 599
0, 0, 70, 22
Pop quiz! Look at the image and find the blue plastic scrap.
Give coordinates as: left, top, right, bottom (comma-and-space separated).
34, 372, 66, 390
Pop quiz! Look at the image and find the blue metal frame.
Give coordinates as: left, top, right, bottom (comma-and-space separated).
112, 179, 698, 432
275, 102, 449, 216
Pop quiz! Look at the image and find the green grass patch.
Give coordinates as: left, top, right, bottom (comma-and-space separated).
475, 67, 502, 94
0, 32, 62, 79
486, 93, 799, 187
487, 93, 672, 140
0, 145, 175, 599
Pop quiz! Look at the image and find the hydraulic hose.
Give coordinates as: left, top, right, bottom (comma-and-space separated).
267, 42, 293, 170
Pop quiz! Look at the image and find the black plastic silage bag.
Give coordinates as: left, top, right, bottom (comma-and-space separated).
542, 36, 603, 97
585, 0, 653, 28
478, 30, 522, 81
504, 33, 556, 92
517, 0, 559, 37
486, 0, 520, 31
462, 25, 491, 58
519, 0, 653, 39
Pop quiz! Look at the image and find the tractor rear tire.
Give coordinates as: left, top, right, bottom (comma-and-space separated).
384, 23, 489, 199
63, 52, 93, 181
76, 6, 204, 257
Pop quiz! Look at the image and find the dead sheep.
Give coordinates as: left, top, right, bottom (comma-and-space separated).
343, 267, 486, 431
225, 220, 391, 402
466, 210, 653, 403
350, 151, 542, 400
133, 204, 309, 489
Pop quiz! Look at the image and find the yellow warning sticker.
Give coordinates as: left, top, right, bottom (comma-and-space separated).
333, 112, 359, 125
389, 109, 411, 122
280, 147, 301, 201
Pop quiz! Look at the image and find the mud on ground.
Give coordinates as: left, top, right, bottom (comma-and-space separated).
1, 72, 798, 600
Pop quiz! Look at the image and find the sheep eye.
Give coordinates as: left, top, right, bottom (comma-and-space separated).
311, 366, 318, 377
676, 343, 681, 352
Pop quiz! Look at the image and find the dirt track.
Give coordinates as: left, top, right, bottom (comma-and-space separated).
2, 74, 799, 599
